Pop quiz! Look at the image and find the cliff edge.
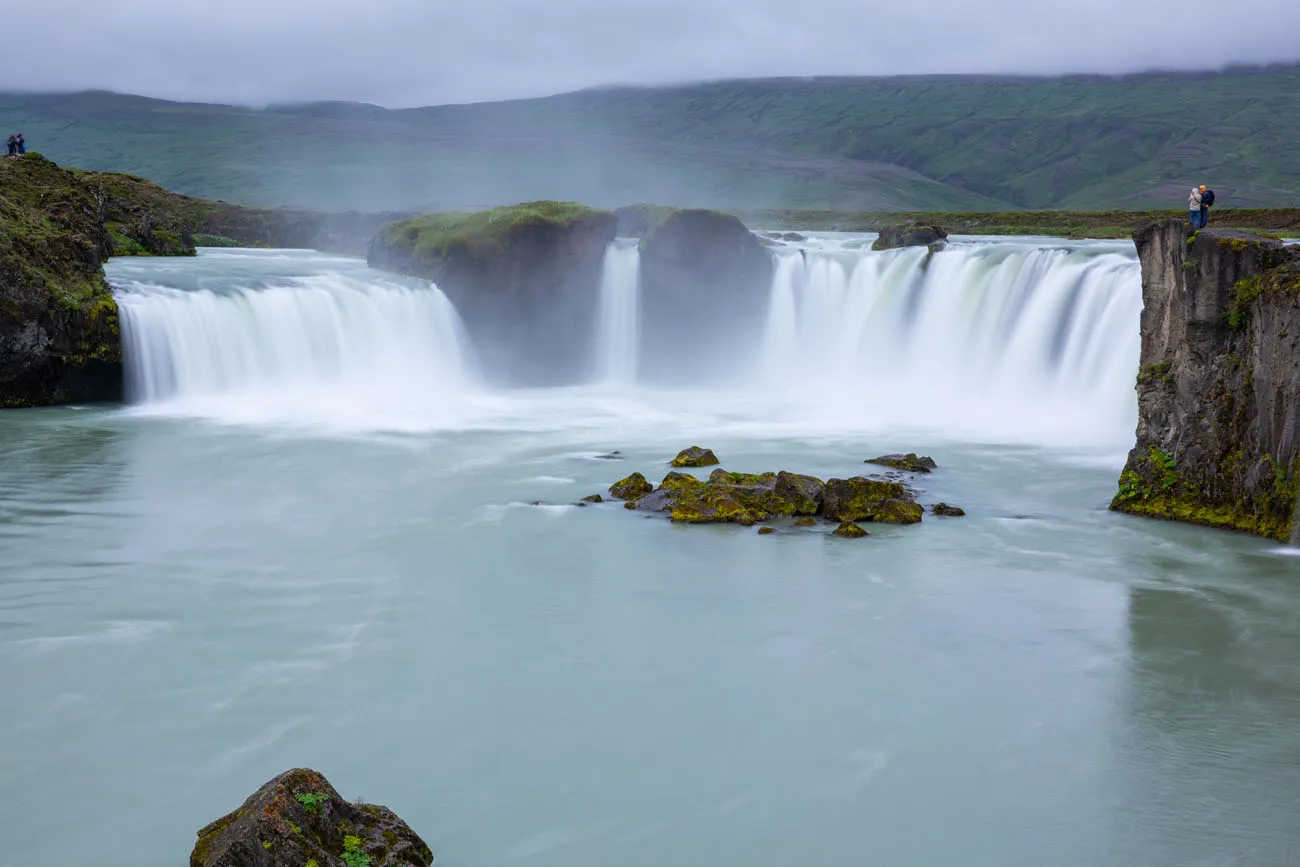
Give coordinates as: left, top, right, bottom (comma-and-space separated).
1112, 219, 1300, 540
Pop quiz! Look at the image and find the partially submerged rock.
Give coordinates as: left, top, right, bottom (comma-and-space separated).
757, 526, 777, 535
793, 516, 817, 528
822, 477, 920, 523
609, 472, 653, 501
190, 767, 433, 867
932, 502, 966, 517
872, 225, 948, 252
581, 494, 604, 503
832, 521, 870, 538
866, 453, 937, 473
672, 446, 720, 467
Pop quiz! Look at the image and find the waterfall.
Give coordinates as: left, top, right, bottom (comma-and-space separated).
111, 252, 474, 426
594, 240, 640, 384
757, 239, 1143, 445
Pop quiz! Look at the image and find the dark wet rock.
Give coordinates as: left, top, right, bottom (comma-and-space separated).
581, 494, 604, 503
757, 527, 777, 535
832, 521, 870, 538
593, 451, 623, 460
623, 501, 638, 510
822, 477, 916, 522
793, 516, 817, 528
190, 767, 433, 867
932, 502, 966, 517
871, 224, 948, 251
773, 471, 825, 515
672, 446, 720, 467
866, 453, 937, 473
708, 468, 777, 486
369, 202, 618, 385
670, 490, 759, 526
609, 472, 653, 501
638, 208, 774, 381
871, 498, 925, 524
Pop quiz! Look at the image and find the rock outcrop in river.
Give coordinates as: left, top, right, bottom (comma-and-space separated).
191, 767, 434, 867
1112, 220, 1300, 540
871, 224, 947, 251
368, 201, 617, 384
635, 208, 773, 381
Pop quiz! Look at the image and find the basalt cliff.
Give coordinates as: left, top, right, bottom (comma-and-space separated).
1112, 219, 1300, 540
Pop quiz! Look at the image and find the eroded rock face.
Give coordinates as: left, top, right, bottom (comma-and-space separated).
637, 209, 773, 381
672, 446, 720, 467
866, 453, 937, 473
871, 225, 947, 251
1111, 220, 1300, 540
369, 203, 618, 385
190, 767, 433, 867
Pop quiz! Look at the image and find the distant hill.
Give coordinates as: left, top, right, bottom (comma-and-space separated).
3, 65, 1298, 213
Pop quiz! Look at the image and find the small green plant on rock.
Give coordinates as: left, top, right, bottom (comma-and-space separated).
342, 834, 372, 867
295, 792, 329, 813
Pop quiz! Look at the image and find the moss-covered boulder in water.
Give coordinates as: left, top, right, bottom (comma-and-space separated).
672, 446, 720, 467
871, 498, 925, 524
932, 502, 966, 517
822, 477, 922, 523
866, 453, 937, 473
832, 521, 870, 538
794, 516, 817, 528
609, 472, 653, 501
190, 768, 433, 867
369, 201, 617, 385
670, 489, 760, 526
872, 225, 947, 251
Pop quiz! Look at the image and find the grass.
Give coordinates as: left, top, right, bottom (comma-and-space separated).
379, 201, 612, 261
4, 64, 1298, 213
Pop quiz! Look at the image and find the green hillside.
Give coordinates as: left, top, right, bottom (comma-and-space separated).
3, 65, 1297, 213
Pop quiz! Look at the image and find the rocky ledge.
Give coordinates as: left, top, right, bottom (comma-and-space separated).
1111, 220, 1300, 540
191, 768, 433, 867
603, 447, 962, 535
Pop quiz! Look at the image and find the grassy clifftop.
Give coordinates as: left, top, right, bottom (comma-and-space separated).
376, 201, 614, 265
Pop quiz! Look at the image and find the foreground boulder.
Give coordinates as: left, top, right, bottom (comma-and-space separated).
369, 202, 617, 384
932, 503, 966, 517
1111, 221, 1300, 540
871, 225, 947, 251
636, 208, 774, 381
609, 472, 653, 501
191, 768, 433, 867
866, 453, 937, 473
832, 521, 870, 538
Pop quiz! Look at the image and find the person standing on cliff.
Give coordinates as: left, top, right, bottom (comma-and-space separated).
15, 134, 25, 155
1200, 185, 1215, 227
5, 135, 15, 157
1189, 186, 1203, 227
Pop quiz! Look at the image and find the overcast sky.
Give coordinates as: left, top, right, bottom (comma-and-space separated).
5, 0, 1299, 107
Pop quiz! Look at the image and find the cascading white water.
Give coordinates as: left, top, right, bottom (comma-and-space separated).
111, 250, 475, 428
758, 239, 1143, 446
594, 240, 640, 383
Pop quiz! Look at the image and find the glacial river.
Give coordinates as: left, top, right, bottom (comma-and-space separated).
2, 246, 1298, 866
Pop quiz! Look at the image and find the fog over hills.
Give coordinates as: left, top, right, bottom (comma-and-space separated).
3, 65, 1298, 212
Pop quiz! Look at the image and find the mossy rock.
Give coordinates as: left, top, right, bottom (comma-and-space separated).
670, 490, 759, 526
190, 768, 433, 867
757, 527, 777, 535
609, 472, 653, 501
932, 503, 966, 517
374, 201, 614, 264
672, 446, 720, 467
822, 477, 913, 522
793, 516, 817, 528
871, 498, 925, 524
832, 521, 870, 538
865, 453, 937, 473
708, 469, 776, 486
581, 494, 604, 504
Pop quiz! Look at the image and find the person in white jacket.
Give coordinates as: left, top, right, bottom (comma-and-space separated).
1189, 186, 1203, 227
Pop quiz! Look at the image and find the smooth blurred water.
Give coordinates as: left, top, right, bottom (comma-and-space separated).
1, 249, 1299, 867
